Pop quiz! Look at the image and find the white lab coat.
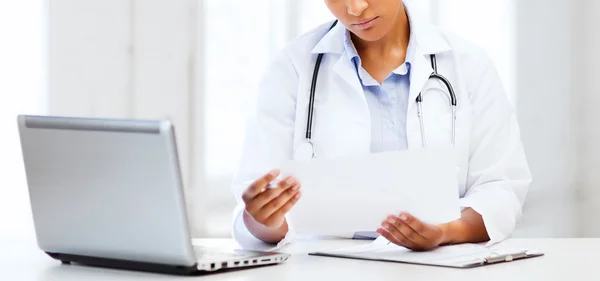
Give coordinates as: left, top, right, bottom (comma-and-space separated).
230, 1, 531, 251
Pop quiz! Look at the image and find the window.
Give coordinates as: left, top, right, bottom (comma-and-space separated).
0, 1, 46, 238
202, 1, 335, 178
201, 0, 288, 236
429, 0, 516, 104
204, 0, 274, 178
298, 2, 335, 34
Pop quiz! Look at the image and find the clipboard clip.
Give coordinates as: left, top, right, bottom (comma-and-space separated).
482, 250, 529, 264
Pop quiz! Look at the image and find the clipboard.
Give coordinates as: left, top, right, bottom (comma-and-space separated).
308, 242, 544, 269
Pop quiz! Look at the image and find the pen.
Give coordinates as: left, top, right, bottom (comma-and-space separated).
484, 251, 528, 264
267, 181, 280, 189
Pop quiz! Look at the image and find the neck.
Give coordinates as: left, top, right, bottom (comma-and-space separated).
352, 8, 410, 59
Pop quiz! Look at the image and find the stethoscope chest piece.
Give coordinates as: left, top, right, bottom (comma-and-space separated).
293, 140, 316, 161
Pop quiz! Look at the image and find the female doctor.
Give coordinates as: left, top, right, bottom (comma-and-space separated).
231, 0, 531, 251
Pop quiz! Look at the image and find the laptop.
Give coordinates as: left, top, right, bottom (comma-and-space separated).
17, 115, 290, 275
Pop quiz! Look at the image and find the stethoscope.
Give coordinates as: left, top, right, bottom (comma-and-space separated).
294, 20, 457, 160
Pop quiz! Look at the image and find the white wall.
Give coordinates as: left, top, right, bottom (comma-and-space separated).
575, 0, 600, 236
511, 0, 580, 237
48, 0, 131, 118
48, 0, 195, 184
514, 0, 600, 238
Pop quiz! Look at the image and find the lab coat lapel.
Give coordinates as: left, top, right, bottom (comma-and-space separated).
310, 21, 370, 156
311, 21, 363, 99
333, 54, 363, 96
331, 54, 371, 154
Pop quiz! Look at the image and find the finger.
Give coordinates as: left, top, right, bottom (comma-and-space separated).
255, 184, 301, 220
251, 176, 298, 206
376, 228, 405, 247
242, 169, 280, 203
263, 190, 302, 226
397, 213, 434, 239
376, 228, 420, 250
245, 177, 299, 218
386, 215, 428, 245
380, 221, 422, 250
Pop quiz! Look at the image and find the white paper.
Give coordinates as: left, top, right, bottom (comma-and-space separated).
328, 236, 395, 254
326, 236, 530, 267
335, 241, 492, 267
280, 148, 461, 237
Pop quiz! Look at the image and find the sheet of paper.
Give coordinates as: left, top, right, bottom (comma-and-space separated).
328, 236, 493, 267
280, 148, 461, 237
327, 236, 395, 254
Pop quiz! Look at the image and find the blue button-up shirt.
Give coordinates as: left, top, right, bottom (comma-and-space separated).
342, 29, 413, 153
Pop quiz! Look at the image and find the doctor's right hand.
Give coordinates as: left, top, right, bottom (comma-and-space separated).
242, 169, 302, 243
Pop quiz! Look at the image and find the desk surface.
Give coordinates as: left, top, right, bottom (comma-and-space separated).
1, 237, 595, 281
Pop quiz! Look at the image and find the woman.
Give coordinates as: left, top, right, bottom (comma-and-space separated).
231, 0, 531, 251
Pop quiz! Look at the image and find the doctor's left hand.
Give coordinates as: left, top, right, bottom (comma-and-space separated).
376, 213, 446, 251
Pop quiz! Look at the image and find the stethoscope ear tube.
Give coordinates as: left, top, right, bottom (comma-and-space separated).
306, 52, 325, 140
306, 20, 339, 140
426, 54, 456, 106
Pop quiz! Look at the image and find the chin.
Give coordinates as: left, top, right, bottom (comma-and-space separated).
351, 28, 387, 42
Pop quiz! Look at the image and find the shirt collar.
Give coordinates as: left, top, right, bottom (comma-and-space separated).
342, 27, 414, 78
343, 29, 360, 63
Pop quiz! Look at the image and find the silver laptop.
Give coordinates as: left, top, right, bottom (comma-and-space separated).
17, 115, 289, 275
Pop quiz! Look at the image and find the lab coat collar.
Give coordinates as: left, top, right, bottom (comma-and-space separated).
310, 0, 452, 56
310, 20, 346, 55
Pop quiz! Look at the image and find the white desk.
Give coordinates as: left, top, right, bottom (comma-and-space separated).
1, 237, 595, 281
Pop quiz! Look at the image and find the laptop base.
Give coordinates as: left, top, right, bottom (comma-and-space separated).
46, 252, 200, 276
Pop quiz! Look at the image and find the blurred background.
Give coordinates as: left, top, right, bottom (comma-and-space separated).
1, 0, 599, 242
